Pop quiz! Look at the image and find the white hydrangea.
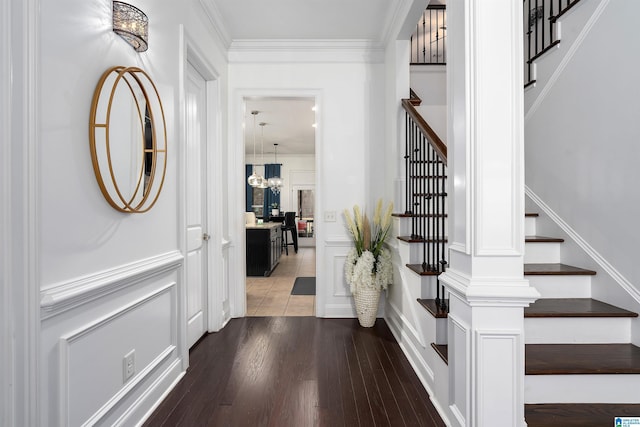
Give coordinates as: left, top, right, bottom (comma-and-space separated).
345, 248, 393, 293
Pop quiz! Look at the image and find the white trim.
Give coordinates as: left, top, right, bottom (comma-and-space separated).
134, 362, 185, 426
229, 88, 323, 318
40, 251, 184, 319
58, 283, 176, 427
525, 0, 610, 122
181, 27, 227, 335
526, 185, 640, 306
177, 24, 190, 371
385, 303, 451, 426
474, 330, 522, 426
1, 0, 12, 422
441, 267, 539, 307
196, 0, 232, 50
115, 358, 183, 427
386, 303, 434, 382
12, 0, 41, 423
386, 300, 426, 348
324, 236, 352, 247
228, 39, 385, 63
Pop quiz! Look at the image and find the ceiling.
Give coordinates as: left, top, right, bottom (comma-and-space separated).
244, 98, 316, 157
210, 0, 439, 156
211, 0, 404, 41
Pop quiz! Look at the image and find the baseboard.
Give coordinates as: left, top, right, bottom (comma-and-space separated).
385, 302, 451, 426
122, 358, 184, 426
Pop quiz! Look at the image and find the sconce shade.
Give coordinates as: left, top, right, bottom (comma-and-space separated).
113, 1, 148, 52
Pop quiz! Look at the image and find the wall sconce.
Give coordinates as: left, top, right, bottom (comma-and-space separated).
112, 1, 148, 52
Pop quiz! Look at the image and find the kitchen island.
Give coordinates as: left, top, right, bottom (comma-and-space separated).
246, 222, 282, 276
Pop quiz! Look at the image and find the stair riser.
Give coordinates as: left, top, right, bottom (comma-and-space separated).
525, 318, 631, 344
524, 242, 561, 264
525, 216, 537, 235
420, 275, 441, 300
526, 374, 640, 403
394, 216, 448, 238
527, 275, 591, 299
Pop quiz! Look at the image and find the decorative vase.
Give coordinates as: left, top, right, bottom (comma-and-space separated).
271, 208, 279, 217
353, 285, 381, 327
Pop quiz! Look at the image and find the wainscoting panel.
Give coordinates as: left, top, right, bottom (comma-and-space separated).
322, 238, 357, 317
58, 283, 176, 426
41, 261, 183, 426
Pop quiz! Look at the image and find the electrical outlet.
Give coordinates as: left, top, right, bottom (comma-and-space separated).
324, 210, 337, 222
123, 350, 135, 382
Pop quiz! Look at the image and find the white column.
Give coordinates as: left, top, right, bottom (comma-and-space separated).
442, 1, 539, 426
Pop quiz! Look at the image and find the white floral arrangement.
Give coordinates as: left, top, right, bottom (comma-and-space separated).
343, 199, 394, 293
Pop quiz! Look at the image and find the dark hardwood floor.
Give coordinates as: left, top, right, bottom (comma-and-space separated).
143, 317, 446, 427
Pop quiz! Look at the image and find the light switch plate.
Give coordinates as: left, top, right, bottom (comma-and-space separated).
324, 211, 337, 222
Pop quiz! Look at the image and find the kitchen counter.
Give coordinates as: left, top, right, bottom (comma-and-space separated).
246, 222, 282, 276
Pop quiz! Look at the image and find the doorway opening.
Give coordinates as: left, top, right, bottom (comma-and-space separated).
243, 97, 317, 316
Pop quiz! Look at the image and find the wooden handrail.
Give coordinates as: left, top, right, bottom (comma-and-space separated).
401, 98, 447, 165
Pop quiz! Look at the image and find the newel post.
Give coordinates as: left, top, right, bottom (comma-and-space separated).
441, 1, 539, 426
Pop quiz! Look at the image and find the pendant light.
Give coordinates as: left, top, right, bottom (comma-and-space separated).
268, 143, 283, 194
256, 122, 269, 189
247, 111, 264, 187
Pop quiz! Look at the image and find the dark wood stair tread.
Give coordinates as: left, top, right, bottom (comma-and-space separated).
524, 263, 596, 275
392, 213, 447, 218
406, 264, 441, 276
525, 298, 638, 318
397, 236, 447, 243
417, 299, 448, 318
525, 403, 640, 427
526, 343, 640, 375
526, 213, 539, 217
525, 235, 565, 243
431, 343, 448, 364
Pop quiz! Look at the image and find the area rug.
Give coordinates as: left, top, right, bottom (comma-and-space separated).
291, 277, 316, 295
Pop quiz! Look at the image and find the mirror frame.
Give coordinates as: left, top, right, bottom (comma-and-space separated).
89, 65, 167, 213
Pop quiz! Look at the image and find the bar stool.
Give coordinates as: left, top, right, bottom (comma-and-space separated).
281, 212, 298, 255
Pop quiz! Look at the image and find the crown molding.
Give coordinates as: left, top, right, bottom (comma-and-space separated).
197, 0, 232, 50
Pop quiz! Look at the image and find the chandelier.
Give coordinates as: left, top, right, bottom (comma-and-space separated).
247, 111, 265, 187
256, 122, 268, 189
268, 143, 284, 194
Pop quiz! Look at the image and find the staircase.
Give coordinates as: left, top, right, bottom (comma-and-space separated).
396, 207, 640, 426
395, 2, 640, 424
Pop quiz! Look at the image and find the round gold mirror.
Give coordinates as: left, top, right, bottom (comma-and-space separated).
89, 66, 167, 213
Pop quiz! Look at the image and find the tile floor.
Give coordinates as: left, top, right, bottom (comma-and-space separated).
246, 247, 316, 316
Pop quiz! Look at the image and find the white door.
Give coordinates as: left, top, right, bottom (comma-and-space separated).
185, 62, 208, 348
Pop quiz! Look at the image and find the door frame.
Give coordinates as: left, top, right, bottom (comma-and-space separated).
178, 27, 225, 368
228, 89, 323, 318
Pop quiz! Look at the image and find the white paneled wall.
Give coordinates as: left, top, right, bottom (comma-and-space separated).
41, 260, 182, 425
29, 0, 230, 424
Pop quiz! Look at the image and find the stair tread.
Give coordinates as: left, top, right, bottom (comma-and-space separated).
525, 235, 565, 243
525, 298, 638, 318
397, 236, 448, 243
392, 213, 447, 218
526, 343, 640, 375
524, 263, 597, 275
406, 264, 441, 276
431, 343, 448, 364
417, 299, 449, 318
525, 403, 640, 427
526, 213, 539, 217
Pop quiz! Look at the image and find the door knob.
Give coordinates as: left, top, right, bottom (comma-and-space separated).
202, 233, 210, 241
